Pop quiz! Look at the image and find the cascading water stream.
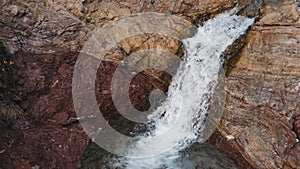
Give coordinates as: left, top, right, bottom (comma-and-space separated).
114, 8, 255, 169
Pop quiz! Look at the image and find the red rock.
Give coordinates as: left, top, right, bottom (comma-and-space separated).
7, 126, 90, 169
0, 0, 284, 168
58, 64, 73, 77
12, 158, 31, 169
52, 112, 69, 124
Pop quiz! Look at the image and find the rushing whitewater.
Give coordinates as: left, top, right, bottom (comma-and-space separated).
114, 9, 254, 169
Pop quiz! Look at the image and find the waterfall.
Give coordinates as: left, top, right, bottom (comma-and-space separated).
113, 8, 254, 169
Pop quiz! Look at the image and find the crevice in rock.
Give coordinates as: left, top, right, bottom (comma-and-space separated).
293, 115, 300, 140
297, 0, 300, 11
223, 0, 263, 76
207, 130, 255, 169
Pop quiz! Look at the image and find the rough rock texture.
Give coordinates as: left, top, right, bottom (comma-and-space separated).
294, 115, 300, 139
0, 0, 235, 54
1, 0, 299, 168
0, 0, 237, 169
0, 0, 87, 54
214, 0, 300, 168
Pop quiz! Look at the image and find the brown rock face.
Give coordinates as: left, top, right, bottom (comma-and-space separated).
2, 0, 299, 168
0, 0, 239, 168
0, 0, 236, 54
213, 0, 300, 168
294, 115, 300, 140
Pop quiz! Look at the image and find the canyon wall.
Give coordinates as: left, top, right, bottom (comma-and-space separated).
0, 0, 299, 169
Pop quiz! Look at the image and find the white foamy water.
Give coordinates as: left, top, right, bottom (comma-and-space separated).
114, 9, 254, 169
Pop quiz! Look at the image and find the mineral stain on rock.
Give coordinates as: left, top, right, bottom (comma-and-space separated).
0, 0, 300, 169
216, 0, 300, 168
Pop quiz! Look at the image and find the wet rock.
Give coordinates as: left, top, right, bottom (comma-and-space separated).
189, 143, 240, 169
0, 0, 289, 168
208, 130, 255, 169
238, 0, 263, 18
80, 142, 241, 169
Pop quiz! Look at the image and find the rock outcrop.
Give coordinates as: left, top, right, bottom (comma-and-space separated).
213, 0, 300, 168
0, 0, 236, 54
0, 0, 237, 168
1, 0, 300, 168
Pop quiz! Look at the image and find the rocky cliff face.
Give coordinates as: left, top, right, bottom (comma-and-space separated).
212, 0, 300, 168
0, 0, 236, 168
0, 0, 299, 169
0, 0, 235, 54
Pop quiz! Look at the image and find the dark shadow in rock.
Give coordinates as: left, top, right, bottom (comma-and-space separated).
187, 143, 240, 169
80, 142, 115, 169
238, 0, 263, 18
80, 142, 241, 169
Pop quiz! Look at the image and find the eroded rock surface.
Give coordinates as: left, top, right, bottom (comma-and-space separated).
1, 0, 299, 168
214, 0, 300, 168
0, 0, 237, 168
0, 0, 236, 54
